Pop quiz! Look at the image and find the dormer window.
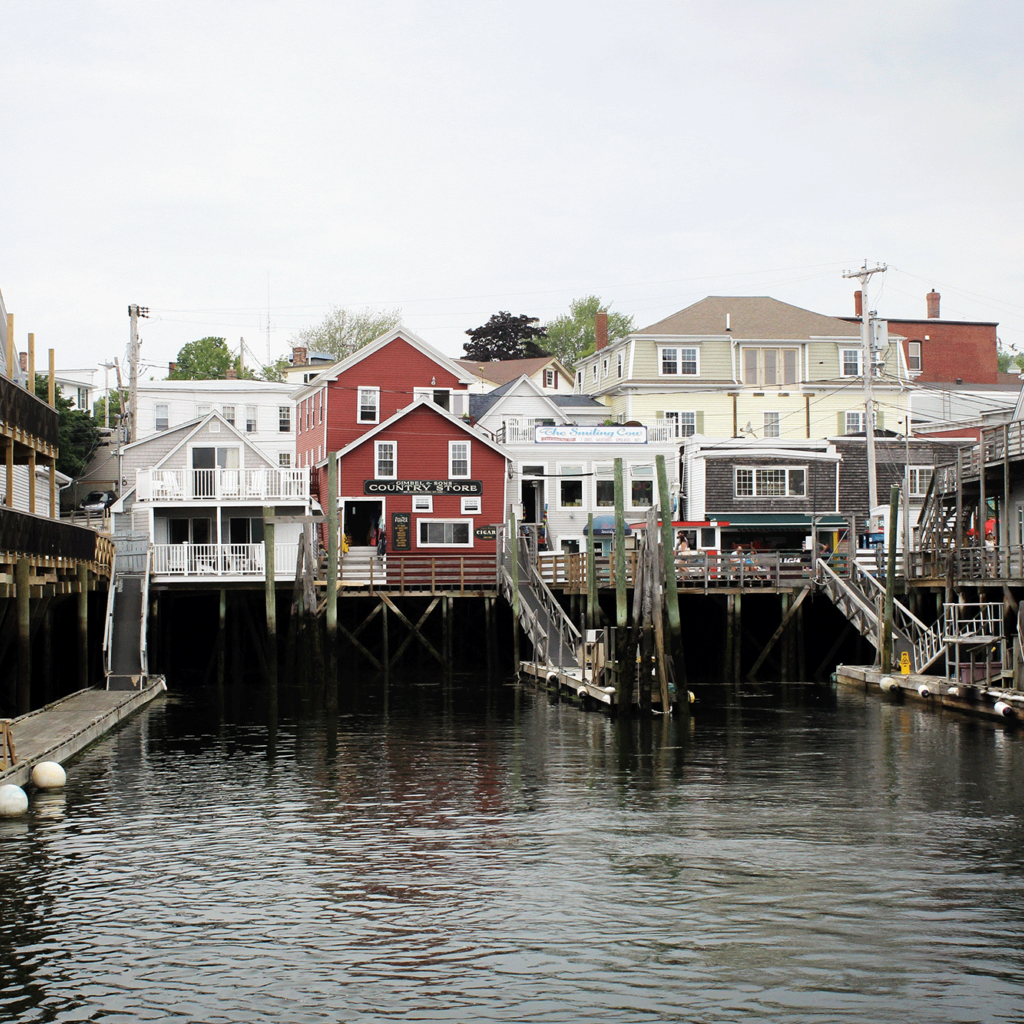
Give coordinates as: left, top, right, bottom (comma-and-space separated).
659, 346, 699, 376
841, 349, 863, 377
742, 347, 799, 386
543, 368, 556, 388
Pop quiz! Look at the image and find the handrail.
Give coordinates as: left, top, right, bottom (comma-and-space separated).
0, 719, 15, 769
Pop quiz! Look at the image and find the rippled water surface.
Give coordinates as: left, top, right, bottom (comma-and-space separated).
3, 677, 1024, 1023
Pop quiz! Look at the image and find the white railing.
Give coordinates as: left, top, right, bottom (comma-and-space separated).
139, 467, 308, 501
151, 543, 300, 576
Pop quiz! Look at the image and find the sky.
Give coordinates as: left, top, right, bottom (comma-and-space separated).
1, 0, 1022, 381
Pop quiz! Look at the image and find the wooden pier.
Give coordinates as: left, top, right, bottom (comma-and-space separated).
0, 679, 166, 787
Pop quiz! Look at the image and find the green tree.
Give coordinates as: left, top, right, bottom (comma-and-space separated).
167, 336, 232, 380
34, 375, 100, 478
292, 306, 402, 361
997, 346, 1024, 373
259, 356, 291, 383
543, 296, 634, 369
463, 312, 549, 361
92, 389, 122, 425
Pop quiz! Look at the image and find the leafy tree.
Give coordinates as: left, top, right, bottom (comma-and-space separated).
543, 296, 634, 369
34, 375, 100, 478
997, 346, 1024, 373
292, 306, 402, 361
463, 312, 550, 361
93, 389, 122, 425
168, 336, 231, 380
259, 356, 291, 383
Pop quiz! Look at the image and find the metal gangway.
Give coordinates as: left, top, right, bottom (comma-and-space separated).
103, 531, 152, 691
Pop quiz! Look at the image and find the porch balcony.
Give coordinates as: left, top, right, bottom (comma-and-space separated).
137, 467, 309, 501
151, 542, 299, 578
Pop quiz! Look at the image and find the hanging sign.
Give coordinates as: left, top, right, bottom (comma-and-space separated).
475, 524, 498, 540
534, 425, 648, 443
391, 512, 412, 551
364, 479, 483, 495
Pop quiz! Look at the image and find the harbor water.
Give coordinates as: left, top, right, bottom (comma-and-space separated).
2, 676, 1024, 1023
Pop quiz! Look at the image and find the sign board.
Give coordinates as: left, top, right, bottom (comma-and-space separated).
391, 512, 412, 551
364, 479, 482, 495
534, 425, 648, 444
475, 524, 498, 540
899, 650, 911, 676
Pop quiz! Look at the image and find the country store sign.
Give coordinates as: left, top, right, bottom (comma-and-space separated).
534, 425, 647, 443
364, 479, 483, 495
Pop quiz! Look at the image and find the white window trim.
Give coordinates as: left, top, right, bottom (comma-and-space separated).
845, 410, 865, 435
734, 465, 808, 499
907, 466, 934, 498
448, 439, 471, 479
628, 464, 656, 510
374, 440, 397, 479
557, 463, 586, 510
412, 494, 433, 513
461, 496, 482, 515
840, 348, 863, 377
416, 518, 475, 548
763, 411, 781, 438
658, 344, 700, 377
907, 341, 922, 372
557, 535, 587, 554
358, 385, 381, 425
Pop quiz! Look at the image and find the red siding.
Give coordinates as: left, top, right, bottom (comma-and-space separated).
891, 319, 999, 385
336, 404, 506, 553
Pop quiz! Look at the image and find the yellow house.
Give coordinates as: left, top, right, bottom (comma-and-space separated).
574, 296, 911, 442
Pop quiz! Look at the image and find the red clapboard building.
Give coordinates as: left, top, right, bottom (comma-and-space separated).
294, 327, 507, 554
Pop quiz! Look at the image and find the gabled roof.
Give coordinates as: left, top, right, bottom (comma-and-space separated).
469, 375, 572, 424
635, 296, 862, 341
295, 326, 477, 399
123, 410, 275, 470
455, 356, 572, 386
329, 396, 512, 467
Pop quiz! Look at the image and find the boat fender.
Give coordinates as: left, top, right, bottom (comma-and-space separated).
577, 687, 588, 700
546, 673, 559, 685
947, 686, 960, 697
917, 684, 932, 699
879, 676, 900, 694
687, 690, 696, 704
0, 784, 28, 818
31, 761, 66, 790
993, 700, 1016, 719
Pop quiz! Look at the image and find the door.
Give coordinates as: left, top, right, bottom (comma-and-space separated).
343, 500, 384, 546
192, 447, 215, 497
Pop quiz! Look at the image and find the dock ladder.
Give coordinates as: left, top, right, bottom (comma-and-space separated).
103, 531, 152, 690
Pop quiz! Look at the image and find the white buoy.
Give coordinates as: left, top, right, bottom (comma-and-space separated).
31, 761, 66, 790
0, 784, 28, 818
993, 700, 1016, 719
948, 686, 960, 696
879, 676, 900, 694
918, 684, 932, 698
687, 690, 696, 704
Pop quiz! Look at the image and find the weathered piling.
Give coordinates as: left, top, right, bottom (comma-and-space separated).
510, 513, 520, 676
263, 506, 277, 685
326, 452, 339, 701
586, 512, 596, 631
76, 563, 89, 691
16, 559, 31, 714
217, 589, 226, 686
882, 484, 900, 673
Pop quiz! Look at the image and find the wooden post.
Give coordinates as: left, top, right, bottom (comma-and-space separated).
27, 449, 36, 514
16, 558, 32, 712
656, 454, 681, 645
647, 508, 671, 712
779, 592, 791, 681
510, 513, 520, 675
326, 452, 338, 694
4, 435, 12, 510
5, 313, 13, 381
263, 506, 277, 684
586, 512, 596, 631
77, 563, 89, 691
733, 592, 742, 682
882, 484, 900, 673
48, 348, 55, 406
217, 588, 227, 686
40, 601, 53, 704
1003, 424, 1011, 578
796, 599, 806, 681
27, 332, 34, 385
614, 458, 627, 629
381, 598, 389, 681
725, 594, 735, 684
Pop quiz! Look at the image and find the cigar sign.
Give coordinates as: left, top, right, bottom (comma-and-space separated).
534, 425, 647, 443
364, 479, 483, 495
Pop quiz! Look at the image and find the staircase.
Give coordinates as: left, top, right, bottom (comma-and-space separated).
339, 547, 385, 584
103, 531, 152, 690
816, 558, 947, 673
916, 467, 959, 549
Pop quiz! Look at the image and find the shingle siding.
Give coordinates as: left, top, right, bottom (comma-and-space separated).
704, 457, 839, 515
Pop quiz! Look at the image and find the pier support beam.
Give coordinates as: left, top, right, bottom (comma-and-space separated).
732, 592, 742, 683
76, 564, 89, 691
510, 513, 520, 677
326, 452, 338, 704
217, 589, 227, 686
16, 559, 31, 713
263, 506, 277, 685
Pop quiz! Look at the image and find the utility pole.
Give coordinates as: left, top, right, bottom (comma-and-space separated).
100, 361, 116, 429
842, 261, 887, 520
127, 304, 149, 443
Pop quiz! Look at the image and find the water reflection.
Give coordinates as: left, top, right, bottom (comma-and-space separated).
1, 676, 1024, 1023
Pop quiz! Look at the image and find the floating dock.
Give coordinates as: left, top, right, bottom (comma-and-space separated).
0, 679, 167, 788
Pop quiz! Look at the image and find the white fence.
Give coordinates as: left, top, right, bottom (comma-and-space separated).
138, 468, 308, 501
151, 543, 300, 577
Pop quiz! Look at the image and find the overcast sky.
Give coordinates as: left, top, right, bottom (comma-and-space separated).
1, 0, 1022, 380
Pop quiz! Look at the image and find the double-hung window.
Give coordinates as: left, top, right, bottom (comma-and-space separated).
630, 464, 654, 508
222, 405, 236, 427
245, 406, 257, 433
197, 403, 211, 418
560, 465, 584, 508
278, 406, 291, 432
763, 411, 781, 438
660, 346, 699, 376
278, 453, 291, 468
449, 440, 470, 478
907, 342, 922, 372
845, 411, 864, 435
358, 387, 380, 424
908, 466, 933, 497
375, 441, 396, 479
735, 466, 806, 498
617, 352, 624, 378
665, 411, 696, 438
841, 348, 863, 377
594, 461, 614, 507
543, 368, 556, 388
155, 404, 169, 431
418, 520, 472, 547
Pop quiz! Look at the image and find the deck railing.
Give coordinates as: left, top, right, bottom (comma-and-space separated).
0, 373, 59, 447
0, 505, 98, 562
354, 553, 498, 594
139, 467, 309, 501
907, 546, 1024, 582
151, 542, 298, 576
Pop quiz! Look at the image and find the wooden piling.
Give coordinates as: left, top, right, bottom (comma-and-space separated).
779, 592, 790, 681
217, 588, 227, 686
263, 506, 277, 684
656, 455, 681, 645
725, 594, 735, 684
77, 563, 89, 691
16, 559, 31, 713
510, 513, 520, 676
647, 507, 671, 713
614, 459, 627, 632
381, 598, 389, 681
882, 484, 900, 673
733, 592, 742, 682
326, 452, 338, 698
586, 512, 596, 631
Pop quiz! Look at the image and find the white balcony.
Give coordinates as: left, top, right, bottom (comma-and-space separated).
151, 543, 299, 577
137, 467, 309, 501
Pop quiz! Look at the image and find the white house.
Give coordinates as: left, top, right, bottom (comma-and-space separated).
54, 367, 97, 413
113, 410, 311, 583
135, 379, 300, 467
455, 356, 576, 395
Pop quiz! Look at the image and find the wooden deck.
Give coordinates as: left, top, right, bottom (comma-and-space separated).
0, 680, 166, 788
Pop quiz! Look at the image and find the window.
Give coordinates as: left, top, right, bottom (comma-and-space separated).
449, 440, 470, 478
735, 467, 807, 498
907, 342, 922, 371
77, 387, 88, 409
278, 406, 291, 432
222, 405, 236, 427
742, 347, 799, 386
197, 403, 211, 418
155, 403, 169, 431
763, 411, 780, 438
665, 411, 696, 438
209, 420, 220, 433
560, 465, 584, 508
279, 453, 291, 468
660, 347, 699, 376
841, 348, 862, 377
595, 479, 615, 507
375, 441, 396, 479
576, 370, 583, 389
602, 358, 609, 377
245, 406, 256, 432
592, 363, 598, 381
845, 411, 864, 435
543, 368, 556, 388
461, 496, 482, 515
358, 387, 379, 423
305, 399, 311, 430
908, 466, 933, 497
630, 465, 654, 508
412, 494, 433, 512
418, 520, 472, 547
522, 465, 545, 477
617, 352, 624, 378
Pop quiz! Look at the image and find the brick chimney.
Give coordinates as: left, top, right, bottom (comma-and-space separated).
19, 352, 27, 372
594, 312, 609, 351
226, 367, 238, 379
927, 289, 940, 319
168, 361, 177, 375
854, 290, 863, 317
292, 345, 308, 366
